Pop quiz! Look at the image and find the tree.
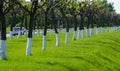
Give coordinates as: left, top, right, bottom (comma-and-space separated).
0, 0, 10, 60
17, 0, 39, 55
39, 0, 62, 50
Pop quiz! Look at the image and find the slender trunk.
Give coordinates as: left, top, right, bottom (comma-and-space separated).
24, 16, 28, 30
50, 21, 53, 34
0, 6, 7, 59
37, 19, 40, 35
65, 32, 69, 44
26, 15, 33, 55
102, 25, 104, 33
32, 21, 35, 36
73, 15, 78, 40
65, 20, 69, 44
9, 19, 14, 40
96, 25, 99, 34
90, 24, 94, 36
54, 27, 60, 46
77, 30, 80, 39
79, 16, 84, 38
51, 9, 60, 47
80, 29, 84, 38
86, 16, 91, 37
18, 17, 24, 38
60, 8, 69, 43
42, 14, 47, 51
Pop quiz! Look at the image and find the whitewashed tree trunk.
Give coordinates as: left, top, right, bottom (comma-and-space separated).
86, 29, 89, 37
56, 33, 60, 47
96, 28, 99, 35
96, 27, 100, 34
77, 30, 80, 39
102, 27, 104, 32
115, 26, 117, 30
91, 28, 94, 36
109, 27, 111, 32
113, 27, 115, 30
18, 30, 21, 38
81, 29, 84, 38
42, 35, 46, 51
50, 29, 53, 34
111, 27, 113, 31
0, 31, 1, 41
26, 38, 32, 55
73, 31, 77, 40
65, 32, 69, 44
99, 27, 101, 33
107, 27, 109, 32
9, 31, 12, 40
0, 40, 6, 60
89, 28, 92, 37
37, 29, 40, 35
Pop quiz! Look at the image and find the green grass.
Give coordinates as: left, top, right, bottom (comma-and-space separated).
0, 30, 120, 71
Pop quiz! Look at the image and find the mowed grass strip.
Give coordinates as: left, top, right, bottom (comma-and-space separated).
0, 30, 120, 71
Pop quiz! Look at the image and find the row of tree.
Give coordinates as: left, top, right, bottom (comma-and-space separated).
0, 0, 120, 60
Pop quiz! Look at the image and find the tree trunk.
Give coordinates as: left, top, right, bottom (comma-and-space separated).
0, 5, 7, 60
18, 16, 24, 38
73, 16, 78, 40
26, 15, 33, 56
42, 14, 47, 51
60, 8, 69, 44
9, 18, 14, 40
90, 23, 94, 36
78, 16, 84, 38
51, 9, 60, 46
86, 16, 91, 37
37, 21, 40, 35
65, 18, 70, 44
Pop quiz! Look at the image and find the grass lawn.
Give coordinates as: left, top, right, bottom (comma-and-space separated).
0, 30, 120, 71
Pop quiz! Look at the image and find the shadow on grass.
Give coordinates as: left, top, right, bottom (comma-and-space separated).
95, 53, 120, 71
96, 40, 120, 53
36, 61, 78, 71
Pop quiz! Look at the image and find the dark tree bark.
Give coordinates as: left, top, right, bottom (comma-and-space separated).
0, 2, 6, 40
28, 14, 34, 38
43, 12, 48, 36
60, 8, 69, 32
51, 9, 58, 34
80, 15, 84, 30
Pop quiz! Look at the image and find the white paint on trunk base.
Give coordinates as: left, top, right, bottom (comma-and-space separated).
86, 29, 89, 37
73, 31, 77, 40
90, 28, 94, 36
89, 28, 92, 37
0, 40, 6, 60
77, 30, 80, 39
81, 30, 84, 38
65, 32, 69, 44
18, 30, 21, 38
96, 28, 99, 34
37, 30, 40, 35
50, 29, 53, 34
56, 33, 60, 46
9, 31, 12, 40
102, 27, 104, 32
26, 38, 32, 56
42, 36, 46, 51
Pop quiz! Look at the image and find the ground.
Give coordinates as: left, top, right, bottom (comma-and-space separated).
0, 30, 120, 71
